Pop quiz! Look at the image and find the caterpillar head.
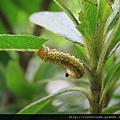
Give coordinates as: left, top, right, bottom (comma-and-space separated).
37, 46, 50, 57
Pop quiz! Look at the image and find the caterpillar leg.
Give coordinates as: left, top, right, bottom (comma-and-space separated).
66, 69, 82, 79
65, 73, 69, 77
66, 69, 77, 79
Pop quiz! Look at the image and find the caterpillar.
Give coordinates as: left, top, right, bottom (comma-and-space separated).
37, 46, 85, 79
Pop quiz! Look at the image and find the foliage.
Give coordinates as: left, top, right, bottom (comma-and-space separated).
0, 0, 120, 114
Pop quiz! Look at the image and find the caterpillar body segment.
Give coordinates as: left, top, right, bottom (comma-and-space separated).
37, 46, 85, 79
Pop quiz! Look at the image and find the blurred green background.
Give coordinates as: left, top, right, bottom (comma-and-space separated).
0, 0, 118, 114
0, 0, 89, 114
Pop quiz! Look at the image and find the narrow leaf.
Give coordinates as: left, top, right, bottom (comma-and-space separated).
100, 65, 120, 106
104, 62, 120, 88
108, 41, 120, 58
97, 14, 120, 75
104, 6, 120, 36
102, 106, 120, 114
18, 86, 91, 114
105, 7, 120, 59
0, 34, 47, 51
29, 12, 83, 45
6, 61, 37, 99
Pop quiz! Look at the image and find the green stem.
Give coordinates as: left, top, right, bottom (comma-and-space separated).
54, 0, 79, 26
93, 16, 120, 113
97, 15, 120, 75
18, 86, 92, 114
89, 72, 103, 114
78, 0, 102, 114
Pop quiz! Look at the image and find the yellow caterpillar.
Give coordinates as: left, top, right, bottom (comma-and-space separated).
37, 46, 85, 79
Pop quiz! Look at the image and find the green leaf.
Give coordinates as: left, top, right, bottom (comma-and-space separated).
108, 41, 120, 58
0, 34, 47, 51
53, 0, 79, 25
98, 0, 112, 24
100, 62, 120, 106
18, 86, 91, 114
29, 12, 83, 45
78, 0, 112, 58
78, 0, 97, 40
107, 26, 120, 58
104, 6, 120, 58
13, 0, 42, 14
0, 0, 19, 26
97, 14, 120, 75
0, 61, 6, 89
0, 51, 11, 66
6, 61, 37, 99
34, 62, 58, 82
95, 0, 112, 56
0, 19, 8, 34
105, 54, 114, 71
104, 6, 120, 37
77, 0, 98, 70
102, 106, 120, 114
104, 62, 120, 88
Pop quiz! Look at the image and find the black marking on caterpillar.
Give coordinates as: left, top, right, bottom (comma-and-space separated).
65, 73, 69, 77
37, 46, 85, 79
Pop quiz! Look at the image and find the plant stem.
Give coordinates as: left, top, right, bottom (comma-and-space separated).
83, 60, 103, 113
88, 14, 120, 114
89, 17, 120, 113
54, 0, 79, 26
89, 73, 103, 114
